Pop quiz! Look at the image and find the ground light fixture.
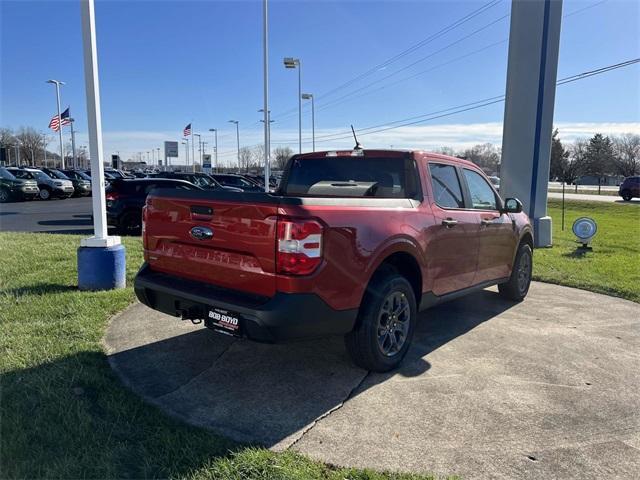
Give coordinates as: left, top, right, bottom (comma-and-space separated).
572, 217, 597, 250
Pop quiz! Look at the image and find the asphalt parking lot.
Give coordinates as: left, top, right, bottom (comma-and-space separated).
0, 197, 94, 234
106, 282, 640, 480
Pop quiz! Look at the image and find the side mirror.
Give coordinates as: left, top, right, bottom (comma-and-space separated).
503, 197, 523, 213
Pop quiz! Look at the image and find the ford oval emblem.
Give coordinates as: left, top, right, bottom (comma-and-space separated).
190, 226, 214, 240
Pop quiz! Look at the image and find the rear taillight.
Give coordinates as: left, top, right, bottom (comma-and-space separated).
276, 217, 323, 275
105, 192, 118, 202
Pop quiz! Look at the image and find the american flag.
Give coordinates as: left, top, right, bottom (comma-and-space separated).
48, 107, 71, 132
183, 123, 192, 137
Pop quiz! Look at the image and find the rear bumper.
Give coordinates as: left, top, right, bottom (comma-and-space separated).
134, 263, 358, 342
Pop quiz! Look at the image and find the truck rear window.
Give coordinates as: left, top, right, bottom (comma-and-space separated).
282, 157, 418, 198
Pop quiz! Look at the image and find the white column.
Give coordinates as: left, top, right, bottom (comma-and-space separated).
80, 0, 120, 247
500, 0, 563, 247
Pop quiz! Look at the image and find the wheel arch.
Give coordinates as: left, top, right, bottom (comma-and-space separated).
365, 250, 423, 310
520, 230, 534, 250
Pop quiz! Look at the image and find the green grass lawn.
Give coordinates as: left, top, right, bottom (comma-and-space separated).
1, 200, 637, 479
0, 233, 439, 480
534, 200, 640, 302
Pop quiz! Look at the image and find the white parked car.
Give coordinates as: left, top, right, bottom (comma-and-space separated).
7, 167, 74, 200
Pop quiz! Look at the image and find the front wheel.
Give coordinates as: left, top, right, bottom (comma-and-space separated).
345, 271, 416, 372
39, 187, 51, 200
621, 190, 632, 201
499, 243, 533, 301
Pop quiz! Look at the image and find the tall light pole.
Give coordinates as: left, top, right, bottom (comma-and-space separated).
208, 128, 218, 172
263, 0, 270, 191
228, 120, 239, 169
301, 93, 315, 152
283, 57, 301, 153
202, 142, 208, 170
46, 79, 66, 169
259, 108, 274, 177
181, 139, 189, 169
193, 133, 202, 172
68, 118, 78, 168
156, 147, 160, 167
42, 134, 49, 167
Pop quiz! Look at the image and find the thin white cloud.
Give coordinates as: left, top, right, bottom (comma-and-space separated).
72, 122, 640, 164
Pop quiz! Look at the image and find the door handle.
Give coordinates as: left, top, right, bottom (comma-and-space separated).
481, 217, 499, 226
441, 218, 458, 228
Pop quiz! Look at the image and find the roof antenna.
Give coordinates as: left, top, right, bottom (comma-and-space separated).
351, 125, 363, 150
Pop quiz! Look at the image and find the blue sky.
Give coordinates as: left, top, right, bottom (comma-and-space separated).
1, 0, 639, 165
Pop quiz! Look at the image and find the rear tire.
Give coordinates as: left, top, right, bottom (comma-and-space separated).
0, 188, 10, 203
117, 210, 141, 235
345, 270, 416, 372
498, 243, 533, 301
621, 190, 632, 201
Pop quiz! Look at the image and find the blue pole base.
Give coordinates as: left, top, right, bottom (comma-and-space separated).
77, 244, 126, 291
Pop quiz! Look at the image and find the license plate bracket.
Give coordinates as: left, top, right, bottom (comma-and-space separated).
205, 307, 242, 337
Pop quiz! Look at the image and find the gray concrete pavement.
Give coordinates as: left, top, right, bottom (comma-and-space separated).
0, 196, 94, 233
548, 191, 639, 203
105, 282, 640, 479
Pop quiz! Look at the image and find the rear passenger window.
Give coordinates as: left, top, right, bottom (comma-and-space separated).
428, 163, 464, 208
463, 169, 497, 210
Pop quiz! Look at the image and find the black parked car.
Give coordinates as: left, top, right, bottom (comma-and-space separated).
211, 174, 264, 192
155, 172, 242, 192
52, 168, 92, 197
106, 178, 202, 235
0, 167, 39, 202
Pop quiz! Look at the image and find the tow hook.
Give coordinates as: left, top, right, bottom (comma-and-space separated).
178, 308, 204, 325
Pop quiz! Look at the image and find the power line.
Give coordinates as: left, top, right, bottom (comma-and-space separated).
271, 0, 505, 121
316, 39, 509, 115
304, 0, 611, 117
316, 0, 504, 102
270, 58, 640, 146
272, 0, 611, 124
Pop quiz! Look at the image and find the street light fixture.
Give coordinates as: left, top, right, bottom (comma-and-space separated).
46, 79, 66, 169
301, 93, 315, 152
283, 57, 302, 153
228, 120, 240, 169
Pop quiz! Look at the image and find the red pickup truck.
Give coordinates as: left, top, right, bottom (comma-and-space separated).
135, 149, 533, 371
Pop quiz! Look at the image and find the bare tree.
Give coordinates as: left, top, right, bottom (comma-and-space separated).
15, 127, 45, 165
272, 146, 293, 170
0, 128, 16, 165
251, 145, 265, 169
238, 146, 252, 172
566, 139, 588, 191
0, 127, 15, 147
436, 146, 458, 157
612, 133, 640, 177
460, 143, 501, 174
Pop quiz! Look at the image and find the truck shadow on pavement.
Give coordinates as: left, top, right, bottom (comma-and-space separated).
106, 288, 516, 448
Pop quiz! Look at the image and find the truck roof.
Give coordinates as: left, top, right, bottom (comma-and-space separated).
293, 149, 478, 169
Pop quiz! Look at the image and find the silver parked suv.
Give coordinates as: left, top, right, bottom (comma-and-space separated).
8, 167, 74, 200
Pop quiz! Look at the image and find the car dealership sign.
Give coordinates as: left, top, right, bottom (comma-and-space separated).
164, 141, 178, 159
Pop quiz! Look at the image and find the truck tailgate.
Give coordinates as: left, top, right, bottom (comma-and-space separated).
143, 190, 279, 297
